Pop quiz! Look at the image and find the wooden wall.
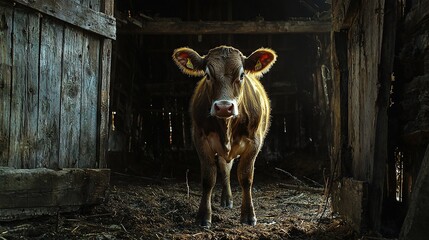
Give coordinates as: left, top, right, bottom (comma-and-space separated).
0, 0, 114, 169
331, 0, 398, 233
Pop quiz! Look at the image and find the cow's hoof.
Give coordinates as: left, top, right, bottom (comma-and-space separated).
221, 200, 233, 209
199, 219, 212, 228
240, 216, 257, 226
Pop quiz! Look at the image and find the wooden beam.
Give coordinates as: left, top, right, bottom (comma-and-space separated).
0, 167, 110, 221
13, 0, 116, 39
119, 20, 331, 35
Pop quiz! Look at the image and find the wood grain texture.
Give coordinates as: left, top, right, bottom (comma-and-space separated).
9, 9, 40, 168
332, 178, 368, 232
0, 0, 113, 169
331, 0, 397, 232
0, 6, 13, 166
79, 0, 100, 168
13, 0, 116, 39
98, 0, 114, 168
60, 26, 83, 168
0, 167, 110, 221
37, 17, 63, 169
120, 20, 331, 35
24, 12, 40, 169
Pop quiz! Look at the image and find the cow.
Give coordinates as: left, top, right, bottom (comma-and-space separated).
172, 45, 277, 227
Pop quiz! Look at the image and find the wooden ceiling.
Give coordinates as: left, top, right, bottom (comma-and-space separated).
115, 0, 331, 35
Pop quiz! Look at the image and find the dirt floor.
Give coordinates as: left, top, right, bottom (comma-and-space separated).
0, 170, 365, 240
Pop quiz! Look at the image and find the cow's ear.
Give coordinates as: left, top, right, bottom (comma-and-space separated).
244, 48, 277, 77
172, 47, 205, 76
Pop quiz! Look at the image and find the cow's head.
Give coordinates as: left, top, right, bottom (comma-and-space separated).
173, 46, 276, 118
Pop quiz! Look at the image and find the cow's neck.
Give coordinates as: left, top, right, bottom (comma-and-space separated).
216, 117, 235, 152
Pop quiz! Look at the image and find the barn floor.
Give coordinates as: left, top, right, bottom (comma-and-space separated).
0, 172, 365, 240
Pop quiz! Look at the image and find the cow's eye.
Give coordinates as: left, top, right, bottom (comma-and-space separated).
238, 68, 245, 83
205, 68, 211, 81
239, 72, 245, 81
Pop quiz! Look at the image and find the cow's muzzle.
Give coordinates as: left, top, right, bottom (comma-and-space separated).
211, 100, 237, 118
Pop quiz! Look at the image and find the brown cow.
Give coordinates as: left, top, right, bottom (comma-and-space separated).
172, 45, 276, 227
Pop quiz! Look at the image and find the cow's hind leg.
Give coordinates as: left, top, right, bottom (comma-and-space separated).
197, 158, 217, 227
218, 157, 233, 208
237, 155, 257, 226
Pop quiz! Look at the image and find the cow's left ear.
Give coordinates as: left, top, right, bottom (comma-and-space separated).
172, 47, 205, 76
244, 48, 277, 77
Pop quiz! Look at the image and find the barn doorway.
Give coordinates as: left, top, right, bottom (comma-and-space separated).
108, 0, 331, 184
105, 0, 337, 238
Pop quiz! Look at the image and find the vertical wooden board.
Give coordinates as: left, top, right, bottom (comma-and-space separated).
24, 12, 40, 169
60, 27, 83, 168
9, 9, 40, 169
332, 178, 369, 232
359, 4, 370, 181
0, 5, 13, 166
9, 8, 29, 168
98, 0, 114, 168
78, 0, 101, 168
348, 24, 362, 179
9, 8, 26, 168
80, 34, 100, 168
98, 39, 112, 168
37, 18, 63, 168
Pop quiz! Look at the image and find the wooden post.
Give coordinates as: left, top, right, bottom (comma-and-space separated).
98, 0, 114, 168
369, 0, 397, 230
0, 4, 13, 166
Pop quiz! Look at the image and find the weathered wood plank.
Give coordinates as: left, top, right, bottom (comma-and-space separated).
9, 8, 26, 168
331, 0, 360, 31
24, 11, 40, 169
370, 0, 397, 230
119, 20, 331, 35
59, 27, 83, 168
37, 18, 63, 168
9, 9, 40, 168
79, 0, 100, 168
347, 0, 383, 181
0, 167, 110, 221
332, 178, 368, 232
98, 0, 114, 168
13, 0, 116, 39
332, 0, 396, 233
0, 5, 13, 166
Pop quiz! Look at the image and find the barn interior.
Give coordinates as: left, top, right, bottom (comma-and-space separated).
108, 0, 332, 183
2, 0, 429, 239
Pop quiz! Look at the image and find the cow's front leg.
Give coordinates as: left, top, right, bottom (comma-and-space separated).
237, 154, 257, 226
197, 156, 217, 227
218, 156, 233, 208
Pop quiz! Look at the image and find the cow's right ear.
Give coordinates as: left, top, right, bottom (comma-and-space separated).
172, 47, 205, 76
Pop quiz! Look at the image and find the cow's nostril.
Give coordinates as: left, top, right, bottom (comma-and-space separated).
215, 104, 220, 111
227, 104, 234, 111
